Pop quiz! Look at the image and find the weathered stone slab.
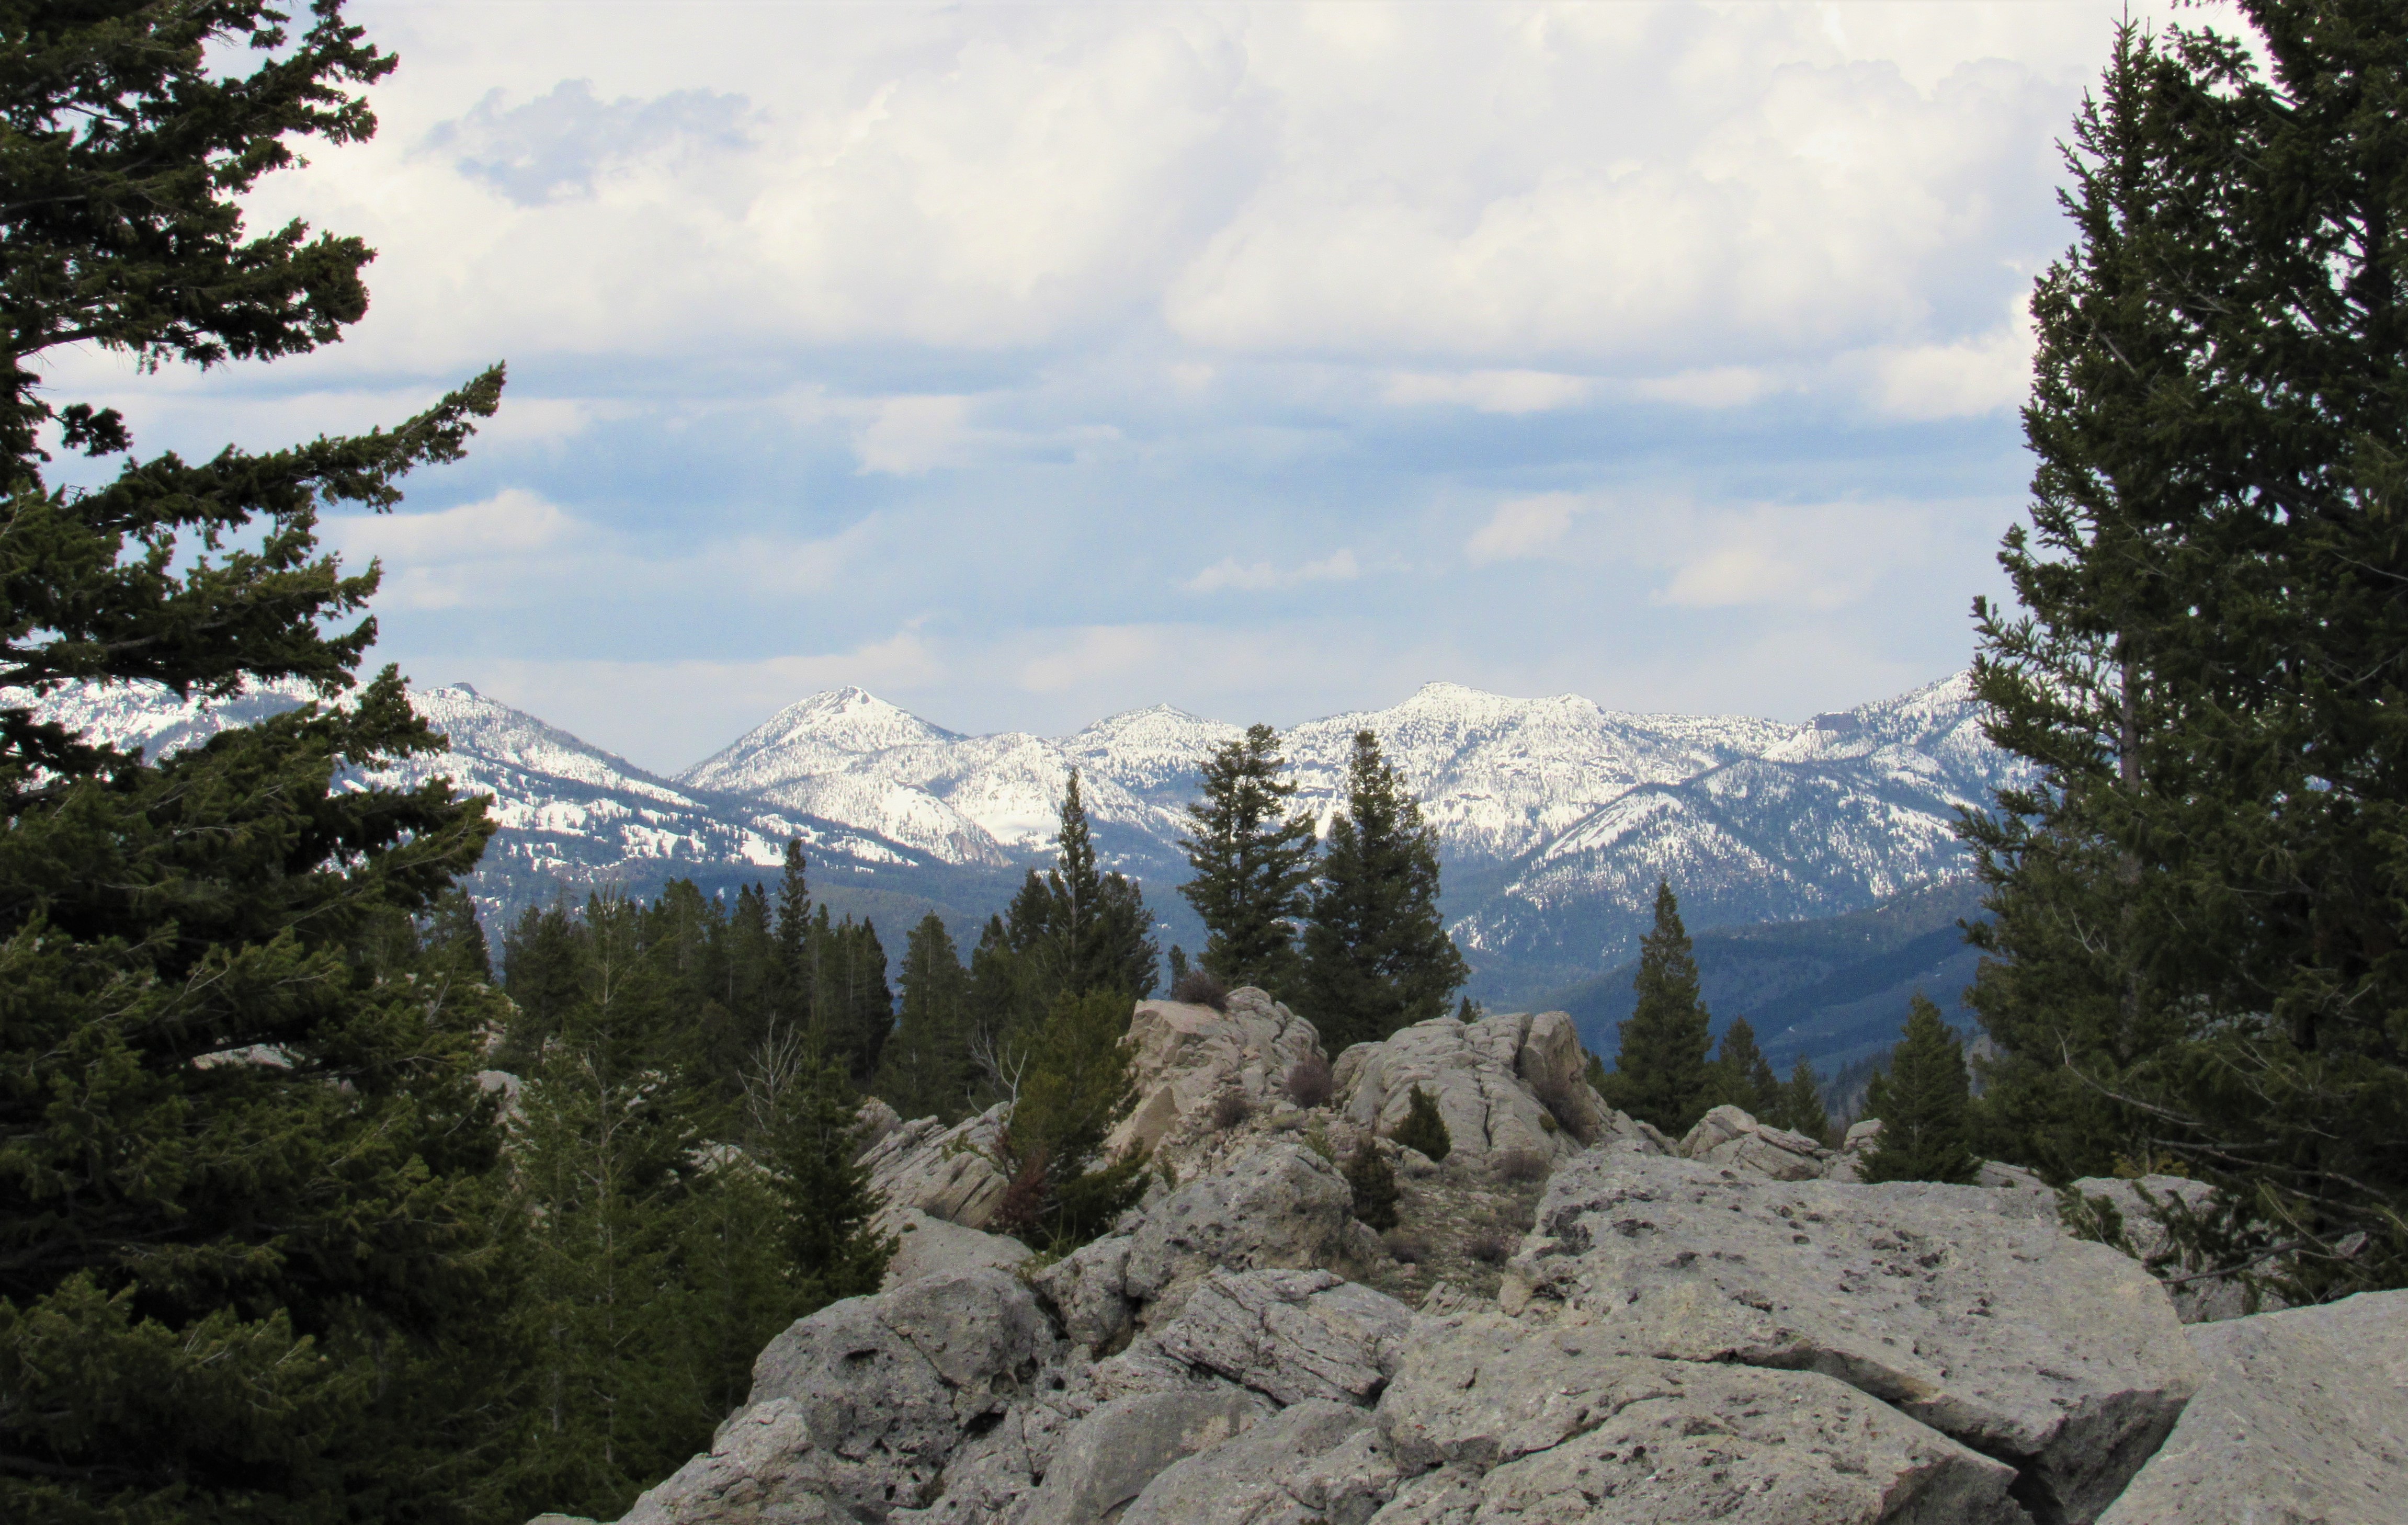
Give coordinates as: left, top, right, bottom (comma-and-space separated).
881, 1207, 1032, 1290
1120, 1399, 1392, 1525
2063, 1175, 2284, 1325
861, 1103, 1012, 1230
1372, 1316, 2027, 1524
1678, 1103, 1831, 1180
1037, 1142, 1357, 1348
1108, 990, 1326, 1156
1503, 1152, 2201, 1523
1018, 1386, 1269, 1525
1333, 1012, 1606, 1163
675, 1267, 1058, 1520
1151, 1267, 1412, 1407
2096, 1289, 2408, 1525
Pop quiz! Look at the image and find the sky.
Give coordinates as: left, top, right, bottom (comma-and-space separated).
47, 0, 2208, 775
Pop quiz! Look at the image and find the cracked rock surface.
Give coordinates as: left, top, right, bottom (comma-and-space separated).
1333, 1011, 1603, 1165
2097, 1289, 2408, 1525
1501, 1151, 2201, 1524
1373, 1314, 2027, 1524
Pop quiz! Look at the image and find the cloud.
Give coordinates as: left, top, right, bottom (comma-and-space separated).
1653, 503, 1939, 611
1382, 370, 1593, 414
1186, 548, 1360, 593
854, 395, 975, 475
428, 79, 752, 205
1628, 367, 1782, 409
1466, 494, 1583, 565
1865, 298, 2039, 419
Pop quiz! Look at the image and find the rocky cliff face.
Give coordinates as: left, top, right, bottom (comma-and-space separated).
525, 994, 2389, 1525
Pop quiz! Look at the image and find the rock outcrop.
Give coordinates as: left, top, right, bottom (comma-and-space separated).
2064, 1174, 2284, 1325
1035, 1141, 1357, 1348
2096, 1289, 2408, 1525
1332, 1010, 1608, 1164
1676, 1102, 1831, 1179
554, 1097, 2391, 1525
1108, 991, 1326, 1156
621, 1267, 1054, 1523
1377, 1314, 2028, 1524
880, 1207, 1032, 1290
859, 1103, 1011, 1231
1501, 1149, 2202, 1523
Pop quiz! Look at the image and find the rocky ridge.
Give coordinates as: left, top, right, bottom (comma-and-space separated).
526, 990, 2390, 1525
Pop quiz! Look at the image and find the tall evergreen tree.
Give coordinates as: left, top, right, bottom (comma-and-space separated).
1963, 6, 2408, 1295
771, 838, 813, 1027
876, 912, 973, 1122
1859, 997, 1978, 1186
1179, 723, 1317, 995
1299, 730, 1469, 1051
1768, 1059, 1833, 1146
1704, 1016, 1781, 1119
1598, 883, 1714, 1135
1027, 770, 1160, 1003
0, 6, 520, 1520
995, 989, 1149, 1251
764, 1039, 893, 1311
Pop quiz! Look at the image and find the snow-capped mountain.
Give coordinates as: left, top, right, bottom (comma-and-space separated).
10, 678, 941, 910
1453, 675, 2019, 991
16, 669, 2023, 1000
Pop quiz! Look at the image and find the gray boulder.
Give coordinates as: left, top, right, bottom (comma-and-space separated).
1332, 1011, 1605, 1164
881, 1208, 1032, 1290
1373, 1316, 2026, 1524
1151, 1268, 1413, 1407
1119, 1399, 1395, 1525
628, 1267, 1055, 1522
2097, 1289, 2408, 1525
2064, 1175, 2284, 1324
1502, 1151, 2202, 1524
1108, 989, 1326, 1156
861, 1104, 1012, 1230
1018, 1386, 1269, 1525
1035, 1142, 1356, 1347
1822, 1117, 1882, 1182
1677, 1103, 1831, 1180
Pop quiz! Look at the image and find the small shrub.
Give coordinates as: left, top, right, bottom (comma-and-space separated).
1211, 1089, 1254, 1131
1390, 1084, 1452, 1162
1303, 1122, 1336, 1163
1537, 1111, 1559, 1135
1286, 1053, 1335, 1109
1172, 968, 1229, 1010
1382, 1227, 1428, 1264
1492, 1147, 1549, 1184
1345, 1143, 1400, 1232
1466, 1228, 1517, 1266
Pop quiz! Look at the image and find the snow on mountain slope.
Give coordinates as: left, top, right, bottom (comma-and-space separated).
685, 679, 1814, 875
10, 679, 935, 900
1453, 675, 2028, 992
20, 668, 2022, 999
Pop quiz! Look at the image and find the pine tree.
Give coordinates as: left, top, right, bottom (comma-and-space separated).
773, 838, 814, 1028
1704, 1016, 1781, 1119
1859, 997, 1978, 1185
764, 1040, 894, 1311
1963, 6, 2408, 1294
507, 894, 705, 1516
1028, 770, 1160, 1003
1598, 883, 1714, 1135
876, 913, 973, 1122
1179, 724, 1317, 995
996, 989, 1148, 1251
1390, 1084, 1452, 1163
0, 7, 520, 1520
1299, 730, 1470, 1051
1768, 1059, 1833, 1146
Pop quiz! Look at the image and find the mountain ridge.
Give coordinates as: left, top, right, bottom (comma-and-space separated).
13, 669, 2024, 1004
